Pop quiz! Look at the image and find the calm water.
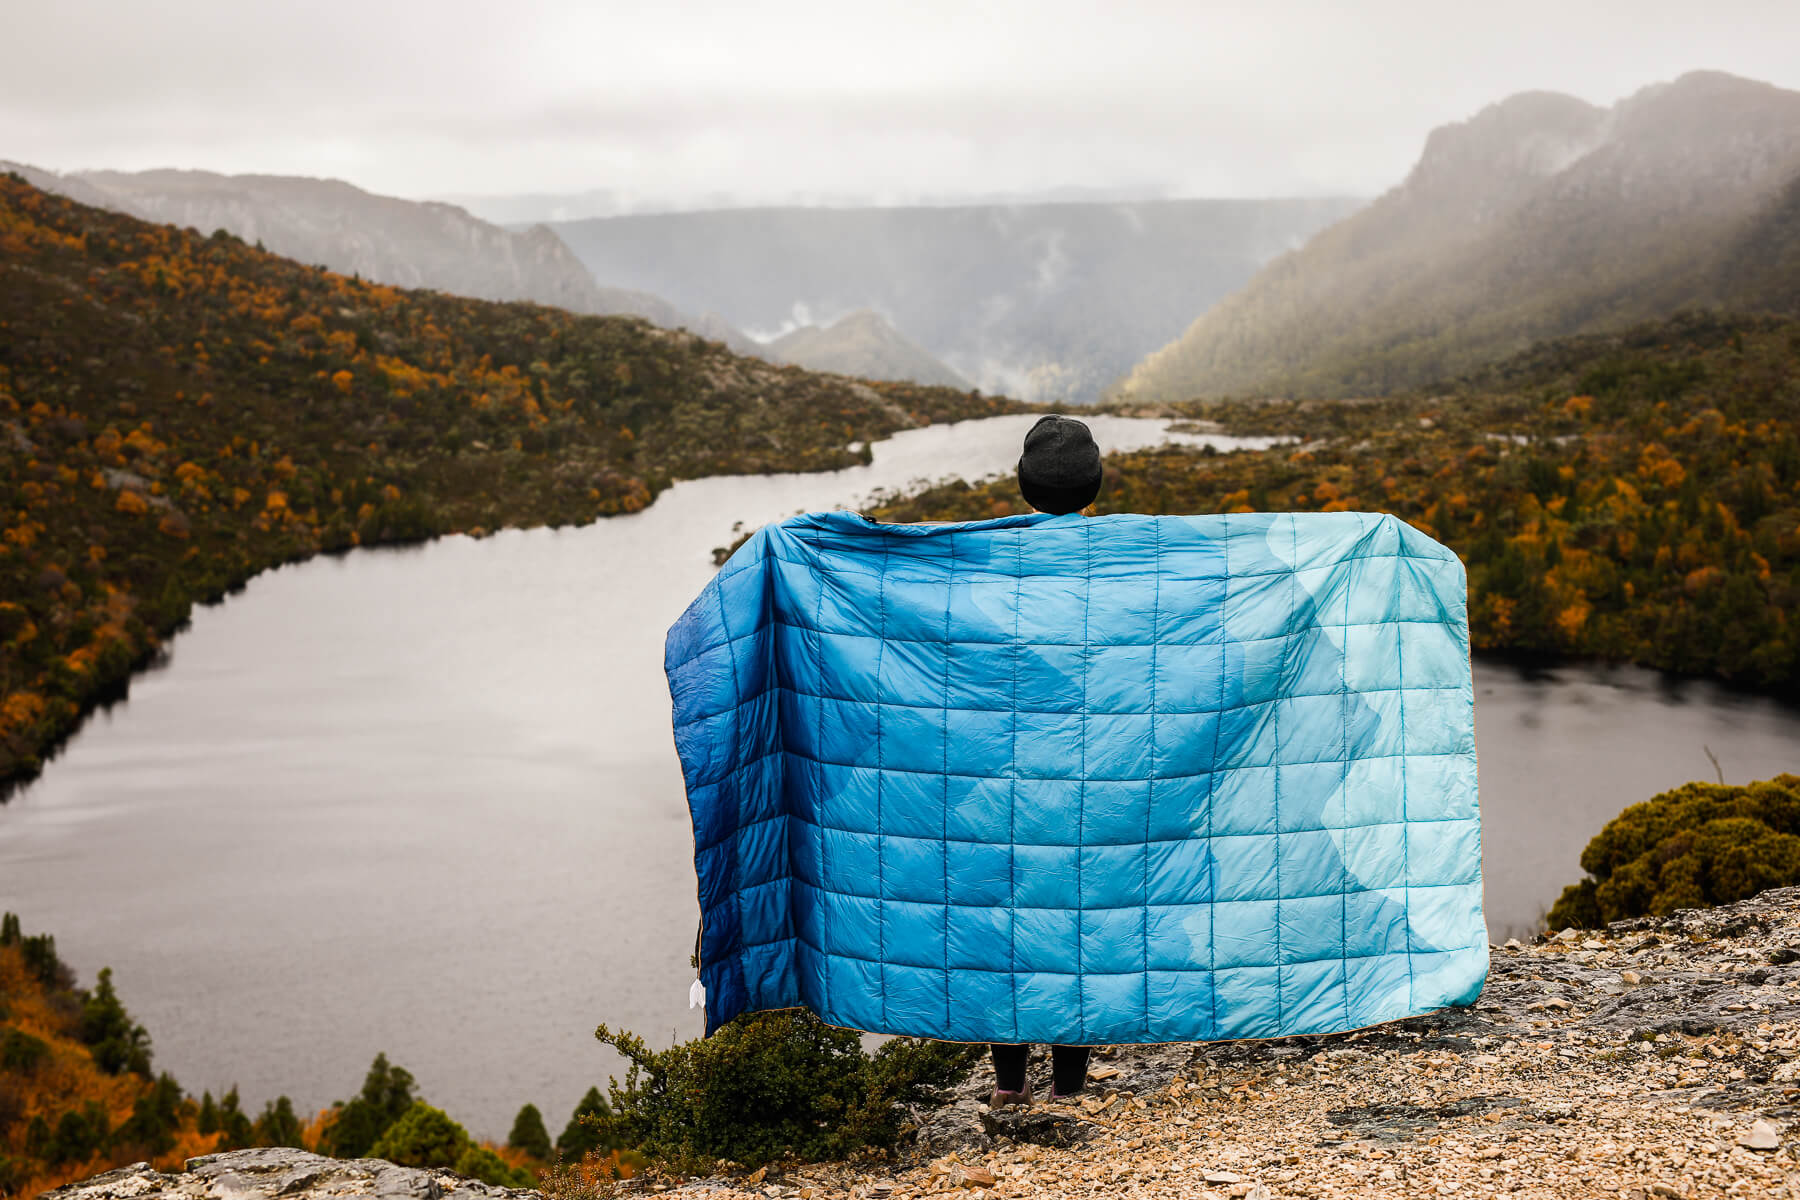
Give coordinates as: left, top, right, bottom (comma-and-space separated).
0, 414, 1795, 1138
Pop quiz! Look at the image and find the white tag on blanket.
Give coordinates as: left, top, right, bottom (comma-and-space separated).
688, 979, 705, 1010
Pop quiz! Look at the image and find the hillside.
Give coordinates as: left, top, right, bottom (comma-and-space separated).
1116, 71, 1800, 402
0, 915, 587, 1197
765, 309, 968, 388
548, 197, 1362, 404
0, 915, 218, 1197
0, 174, 1020, 790
5, 164, 762, 357
885, 311, 1800, 693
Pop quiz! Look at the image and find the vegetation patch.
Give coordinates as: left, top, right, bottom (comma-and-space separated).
589, 1011, 981, 1172
1547, 774, 1800, 927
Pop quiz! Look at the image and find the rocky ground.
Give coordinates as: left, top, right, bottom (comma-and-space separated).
48, 888, 1800, 1200
651, 887, 1800, 1200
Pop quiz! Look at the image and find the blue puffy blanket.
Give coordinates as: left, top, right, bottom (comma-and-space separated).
667, 510, 1486, 1043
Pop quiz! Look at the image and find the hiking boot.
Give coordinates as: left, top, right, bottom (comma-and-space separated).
988, 1082, 1033, 1108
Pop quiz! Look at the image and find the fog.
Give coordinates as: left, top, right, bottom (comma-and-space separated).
6, 1, 1800, 206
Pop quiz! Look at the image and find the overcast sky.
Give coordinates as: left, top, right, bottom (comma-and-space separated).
6, 0, 1800, 208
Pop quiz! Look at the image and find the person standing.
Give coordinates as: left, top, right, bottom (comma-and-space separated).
989, 415, 1104, 1106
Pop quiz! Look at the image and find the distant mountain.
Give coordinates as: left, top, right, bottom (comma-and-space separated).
548, 198, 1362, 404
765, 309, 968, 389
6, 164, 761, 356
1115, 71, 1800, 402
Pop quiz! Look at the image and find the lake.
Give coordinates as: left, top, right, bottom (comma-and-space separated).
1, 413, 1795, 1138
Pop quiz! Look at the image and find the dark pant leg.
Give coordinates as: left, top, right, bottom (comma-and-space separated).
990, 1043, 1030, 1093
1050, 1045, 1091, 1096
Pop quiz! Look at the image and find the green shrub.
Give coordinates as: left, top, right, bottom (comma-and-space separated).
453, 1144, 535, 1188
1548, 774, 1800, 927
368, 1102, 469, 1168
1, 1029, 49, 1074
590, 1009, 980, 1171
47, 1102, 109, 1166
507, 1103, 552, 1161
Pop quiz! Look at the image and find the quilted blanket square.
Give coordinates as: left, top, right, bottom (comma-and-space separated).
666, 510, 1486, 1043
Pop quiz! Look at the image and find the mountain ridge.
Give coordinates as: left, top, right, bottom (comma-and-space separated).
548, 197, 1364, 404
1114, 70, 1800, 402
4, 163, 763, 357
765, 309, 968, 389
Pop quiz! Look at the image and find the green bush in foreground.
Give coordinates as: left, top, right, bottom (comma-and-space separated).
591, 1010, 980, 1171
1548, 774, 1800, 928
363, 1101, 532, 1187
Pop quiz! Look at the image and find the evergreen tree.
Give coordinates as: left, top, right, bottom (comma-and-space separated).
320, 1053, 416, 1159
20, 933, 68, 988
0, 912, 19, 945
216, 1087, 254, 1150
506, 1103, 551, 1161
253, 1096, 306, 1149
79, 967, 153, 1077
555, 1087, 614, 1160
117, 1074, 183, 1156
197, 1091, 219, 1136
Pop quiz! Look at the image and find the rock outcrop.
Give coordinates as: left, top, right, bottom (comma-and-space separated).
42, 1149, 541, 1200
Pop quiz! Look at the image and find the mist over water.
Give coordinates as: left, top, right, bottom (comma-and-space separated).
0, 415, 1795, 1139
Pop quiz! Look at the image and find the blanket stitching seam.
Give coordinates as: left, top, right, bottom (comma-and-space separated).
714, 577, 746, 1032
1209, 520, 1228, 1040
1010, 526, 1022, 1040
1144, 517, 1160, 1038
1399, 593, 1416, 1011
1079, 518, 1092, 1041
814, 542, 831, 1017
1340, 513, 1357, 1029
1273, 515, 1295, 1032
942, 530, 955, 1032
876, 532, 891, 1030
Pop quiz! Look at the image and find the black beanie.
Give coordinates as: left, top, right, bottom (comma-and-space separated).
1017, 415, 1102, 515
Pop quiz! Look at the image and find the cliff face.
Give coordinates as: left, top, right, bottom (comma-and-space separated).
1117, 70, 1800, 402
51, 888, 1800, 1200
